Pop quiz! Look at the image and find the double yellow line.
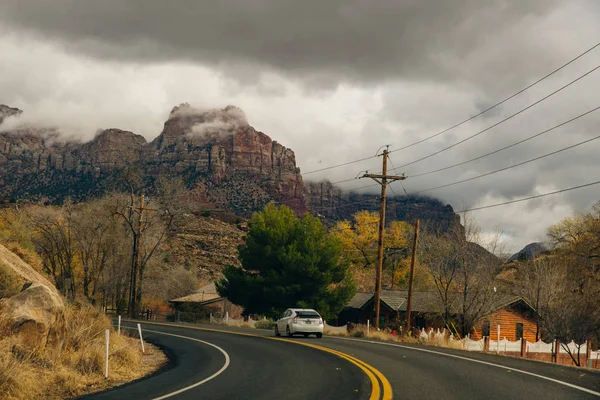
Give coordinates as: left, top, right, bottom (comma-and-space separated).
274, 337, 393, 400
126, 320, 393, 400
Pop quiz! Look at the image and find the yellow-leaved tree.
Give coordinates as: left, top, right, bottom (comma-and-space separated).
548, 201, 600, 282
331, 211, 414, 291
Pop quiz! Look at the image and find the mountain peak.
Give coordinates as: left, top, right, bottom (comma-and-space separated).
157, 104, 249, 148
0, 104, 23, 124
509, 242, 550, 261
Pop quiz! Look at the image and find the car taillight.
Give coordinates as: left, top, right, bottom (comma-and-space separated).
319, 317, 323, 325
293, 316, 297, 324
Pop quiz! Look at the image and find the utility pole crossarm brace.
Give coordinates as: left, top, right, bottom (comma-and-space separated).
362, 173, 406, 182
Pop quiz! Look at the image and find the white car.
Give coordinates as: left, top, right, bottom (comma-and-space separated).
275, 308, 324, 338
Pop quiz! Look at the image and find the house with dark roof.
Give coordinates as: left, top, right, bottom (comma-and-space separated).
339, 290, 538, 340
168, 282, 243, 319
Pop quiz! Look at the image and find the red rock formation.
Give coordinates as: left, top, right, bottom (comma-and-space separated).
0, 104, 307, 215
0, 103, 457, 229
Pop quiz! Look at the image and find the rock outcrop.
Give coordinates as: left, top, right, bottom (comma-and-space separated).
0, 104, 22, 124
0, 244, 58, 294
0, 103, 305, 215
0, 244, 65, 348
1, 283, 65, 348
0, 103, 459, 230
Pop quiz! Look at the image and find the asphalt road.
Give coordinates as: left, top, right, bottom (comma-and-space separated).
82, 321, 600, 400
80, 322, 370, 400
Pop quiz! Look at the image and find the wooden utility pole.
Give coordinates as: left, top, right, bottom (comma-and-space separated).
405, 219, 420, 335
361, 146, 406, 330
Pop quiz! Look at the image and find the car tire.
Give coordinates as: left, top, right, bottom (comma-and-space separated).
316, 333, 323, 338
275, 325, 281, 337
286, 326, 293, 337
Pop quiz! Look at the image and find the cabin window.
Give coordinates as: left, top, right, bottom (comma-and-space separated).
482, 321, 490, 337
516, 323, 524, 340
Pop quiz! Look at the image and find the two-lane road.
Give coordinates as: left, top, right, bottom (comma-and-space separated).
82, 321, 600, 399
81, 322, 371, 400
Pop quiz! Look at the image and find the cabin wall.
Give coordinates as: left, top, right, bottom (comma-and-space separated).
471, 309, 537, 341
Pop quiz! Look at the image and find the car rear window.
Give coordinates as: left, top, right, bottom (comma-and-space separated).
296, 312, 320, 318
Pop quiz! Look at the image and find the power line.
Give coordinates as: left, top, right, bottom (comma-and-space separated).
303, 103, 600, 196
399, 181, 409, 196
311, 197, 381, 212
275, 195, 381, 213
415, 132, 600, 194
330, 177, 359, 185
457, 180, 600, 213
409, 105, 600, 178
386, 155, 401, 198
305, 105, 600, 200
388, 40, 600, 156
302, 155, 378, 175
391, 63, 600, 172
300, 41, 600, 176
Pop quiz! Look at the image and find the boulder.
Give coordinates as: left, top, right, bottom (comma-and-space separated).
0, 244, 57, 294
0, 244, 64, 348
0, 283, 65, 348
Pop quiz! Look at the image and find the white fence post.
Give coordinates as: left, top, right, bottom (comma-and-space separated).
104, 329, 110, 379
137, 323, 145, 353
117, 315, 121, 336
367, 319, 370, 334
497, 325, 500, 354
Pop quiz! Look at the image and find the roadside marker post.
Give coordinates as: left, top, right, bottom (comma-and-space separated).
105, 329, 110, 379
137, 323, 145, 353
118, 315, 121, 335
497, 325, 500, 355
367, 320, 370, 334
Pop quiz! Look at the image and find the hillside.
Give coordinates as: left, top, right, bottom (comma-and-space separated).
163, 213, 246, 284
509, 242, 550, 261
0, 103, 460, 231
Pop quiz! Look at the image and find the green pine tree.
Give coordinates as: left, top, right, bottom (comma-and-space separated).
217, 204, 355, 319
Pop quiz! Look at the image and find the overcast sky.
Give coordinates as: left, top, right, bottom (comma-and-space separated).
1, 0, 599, 253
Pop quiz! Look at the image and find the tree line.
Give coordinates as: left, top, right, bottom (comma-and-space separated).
0, 176, 197, 316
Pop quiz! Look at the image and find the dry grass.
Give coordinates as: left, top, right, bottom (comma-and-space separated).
330, 324, 426, 345
0, 261, 24, 299
0, 304, 167, 400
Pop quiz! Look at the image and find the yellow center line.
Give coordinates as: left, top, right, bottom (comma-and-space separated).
271, 337, 380, 400
123, 320, 393, 399
313, 345, 393, 400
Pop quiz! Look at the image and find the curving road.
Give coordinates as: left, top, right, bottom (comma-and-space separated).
81, 321, 600, 400
81, 322, 371, 400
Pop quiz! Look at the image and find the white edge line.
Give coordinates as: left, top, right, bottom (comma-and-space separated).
123, 326, 230, 400
329, 336, 600, 397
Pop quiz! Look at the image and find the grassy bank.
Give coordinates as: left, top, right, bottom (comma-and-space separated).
0, 304, 167, 400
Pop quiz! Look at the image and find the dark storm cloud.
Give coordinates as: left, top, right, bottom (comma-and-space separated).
0, 0, 559, 85
1, 0, 600, 252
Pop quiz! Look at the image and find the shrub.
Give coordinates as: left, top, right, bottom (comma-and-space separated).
254, 319, 276, 330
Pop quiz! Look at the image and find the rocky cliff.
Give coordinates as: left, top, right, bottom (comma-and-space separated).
0, 103, 458, 230
304, 180, 460, 231
0, 103, 305, 215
